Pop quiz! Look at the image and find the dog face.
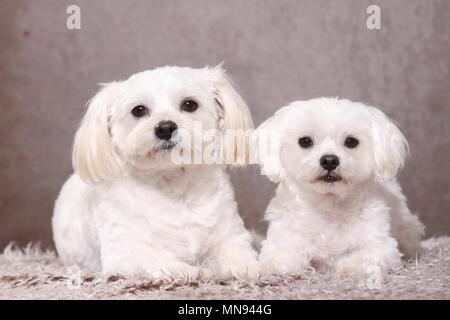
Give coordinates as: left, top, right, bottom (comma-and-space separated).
257, 98, 408, 195
73, 66, 253, 183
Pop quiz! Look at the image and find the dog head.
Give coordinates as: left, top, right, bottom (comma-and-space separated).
256, 98, 408, 195
73, 65, 253, 184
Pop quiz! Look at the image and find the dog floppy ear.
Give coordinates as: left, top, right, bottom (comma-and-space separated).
368, 106, 409, 182
72, 82, 124, 184
254, 106, 292, 183
204, 65, 253, 165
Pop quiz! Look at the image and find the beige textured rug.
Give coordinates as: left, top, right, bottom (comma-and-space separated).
0, 238, 449, 300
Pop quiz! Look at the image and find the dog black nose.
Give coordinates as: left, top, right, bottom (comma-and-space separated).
320, 154, 340, 171
154, 120, 177, 140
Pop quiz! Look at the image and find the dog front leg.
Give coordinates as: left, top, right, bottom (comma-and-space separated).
95, 209, 202, 279
335, 236, 402, 279
206, 228, 259, 278
99, 236, 203, 280
259, 240, 312, 275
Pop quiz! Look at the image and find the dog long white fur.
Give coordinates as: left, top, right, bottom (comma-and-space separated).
257, 98, 424, 278
52, 66, 258, 278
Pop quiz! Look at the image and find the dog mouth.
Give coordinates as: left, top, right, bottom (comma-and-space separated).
156, 141, 177, 151
317, 172, 342, 183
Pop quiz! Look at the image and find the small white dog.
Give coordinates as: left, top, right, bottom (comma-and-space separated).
52, 65, 258, 278
257, 98, 424, 278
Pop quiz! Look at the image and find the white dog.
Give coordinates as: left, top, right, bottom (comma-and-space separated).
257, 98, 424, 278
52, 66, 258, 278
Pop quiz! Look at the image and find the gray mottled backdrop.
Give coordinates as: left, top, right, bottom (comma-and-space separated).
0, 0, 449, 249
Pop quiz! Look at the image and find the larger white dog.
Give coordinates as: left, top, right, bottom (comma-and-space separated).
257, 98, 424, 278
53, 66, 258, 278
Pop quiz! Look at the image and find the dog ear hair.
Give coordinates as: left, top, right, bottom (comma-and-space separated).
204, 64, 253, 166
368, 105, 409, 182
254, 106, 293, 183
72, 82, 124, 184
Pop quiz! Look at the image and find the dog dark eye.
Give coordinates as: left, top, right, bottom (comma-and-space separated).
344, 136, 359, 148
131, 105, 148, 118
180, 99, 199, 112
298, 136, 313, 148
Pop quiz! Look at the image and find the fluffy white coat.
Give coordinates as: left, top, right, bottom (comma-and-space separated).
53, 66, 257, 278
257, 98, 424, 278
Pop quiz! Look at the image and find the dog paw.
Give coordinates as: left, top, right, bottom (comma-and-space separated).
336, 260, 383, 279
221, 261, 260, 279
148, 262, 205, 281
336, 262, 366, 278
259, 259, 310, 276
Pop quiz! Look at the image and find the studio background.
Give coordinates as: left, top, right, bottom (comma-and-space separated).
0, 0, 449, 250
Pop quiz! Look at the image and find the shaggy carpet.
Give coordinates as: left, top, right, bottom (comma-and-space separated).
0, 238, 449, 300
